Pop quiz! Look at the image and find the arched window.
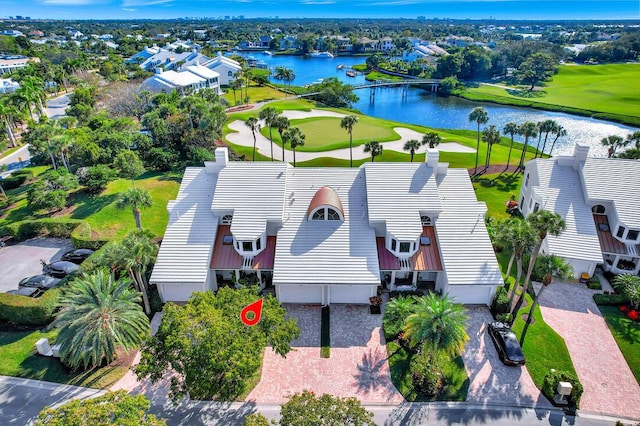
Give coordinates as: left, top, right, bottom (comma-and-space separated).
420, 215, 432, 226
310, 207, 343, 221
327, 208, 341, 220
312, 209, 325, 220
592, 205, 606, 215
307, 186, 345, 221
221, 214, 233, 225
228, 70, 233, 77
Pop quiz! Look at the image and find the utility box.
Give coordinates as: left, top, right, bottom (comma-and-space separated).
35, 338, 53, 357
553, 381, 573, 405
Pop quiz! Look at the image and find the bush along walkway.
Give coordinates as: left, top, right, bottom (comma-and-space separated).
321, 306, 330, 358
536, 281, 640, 420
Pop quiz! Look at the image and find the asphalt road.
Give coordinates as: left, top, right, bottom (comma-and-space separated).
0, 144, 30, 178
44, 92, 71, 120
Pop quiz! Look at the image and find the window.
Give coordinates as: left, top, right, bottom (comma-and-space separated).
228, 71, 233, 77
399, 242, 411, 253
592, 205, 606, 214
524, 173, 530, 187
327, 208, 341, 220
529, 198, 533, 209
221, 214, 233, 225
256, 237, 262, 251
391, 239, 397, 251
628, 230, 639, 241
420, 236, 431, 246
312, 209, 325, 220
222, 235, 233, 245
520, 197, 524, 207
242, 241, 253, 252
534, 203, 540, 212
420, 215, 432, 226
617, 226, 626, 238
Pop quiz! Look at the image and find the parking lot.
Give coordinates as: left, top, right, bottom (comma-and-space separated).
0, 238, 73, 293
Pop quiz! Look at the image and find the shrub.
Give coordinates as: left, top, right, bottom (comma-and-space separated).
27, 180, 67, 212
70, 222, 109, 250
11, 168, 34, 179
0, 288, 60, 325
495, 312, 513, 323
410, 352, 443, 397
491, 286, 510, 317
593, 293, 629, 306
144, 147, 177, 172
0, 218, 82, 240
77, 164, 116, 194
542, 370, 583, 409
244, 413, 270, 426
587, 274, 602, 290
0, 173, 28, 190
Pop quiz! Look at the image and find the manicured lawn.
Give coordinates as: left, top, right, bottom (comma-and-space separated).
473, 173, 523, 220
223, 84, 286, 105
386, 341, 469, 402
462, 63, 640, 125
0, 328, 130, 389
0, 144, 25, 159
598, 305, 640, 384
510, 292, 578, 389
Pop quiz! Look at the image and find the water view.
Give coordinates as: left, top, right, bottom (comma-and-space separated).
239, 53, 638, 157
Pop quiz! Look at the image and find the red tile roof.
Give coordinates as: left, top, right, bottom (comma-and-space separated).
377, 237, 399, 270
411, 226, 443, 271
594, 215, 628, 255
253, 236, 276, 270
210, 225, 242, 269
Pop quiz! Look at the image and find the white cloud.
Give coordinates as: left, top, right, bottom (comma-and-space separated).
40, 0, 98, 4
301, 0, 336, 3
122, 0, 173, 6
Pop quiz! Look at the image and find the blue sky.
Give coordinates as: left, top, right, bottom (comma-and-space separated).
1, 0, 638, 20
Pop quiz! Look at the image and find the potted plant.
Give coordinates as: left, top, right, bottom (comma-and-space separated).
369, 296, 383, 314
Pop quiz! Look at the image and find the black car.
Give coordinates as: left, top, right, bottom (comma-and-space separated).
60, 248, 95, 264
41, 260, 79, 278
19, 274, 62, 290
7, 287, 44, 298
487, 321, 526, 366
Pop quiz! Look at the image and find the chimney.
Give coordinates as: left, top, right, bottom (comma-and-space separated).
205, 147, 229, 174
572, 143, 589, 171
426, 148, 439, 170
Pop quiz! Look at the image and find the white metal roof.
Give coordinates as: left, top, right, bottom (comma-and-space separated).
186, 64, 219, 80
364, 162, 442, 241
212, 162, 289, 240
436, 170, 504, 287
530, 159, 603, 262
140, 75, 177, 92
273, 168, 380, 286
582, 157, 640, 230
203, 53, 242, 70
150, 168, 218, 284
156, 70, 204, 87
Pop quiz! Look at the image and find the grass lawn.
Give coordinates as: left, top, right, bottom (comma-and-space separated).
462, 63, 640, 125
223, 84, 286, 106
0, 144, 25, 159
386, 341, 469, 401
0, 328, 131, 389
598, 305, 640, 384
473, 172, 523, 220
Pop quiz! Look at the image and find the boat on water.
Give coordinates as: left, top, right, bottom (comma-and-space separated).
263, 50, 273, 56
309, 51, 334, 58
346, 70, 356, 77
337, 64, 344, 70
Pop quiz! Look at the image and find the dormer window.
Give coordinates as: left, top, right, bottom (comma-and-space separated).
221, 214, 233, 225
421, 215, 432, 226
592, 205, 606, 215
312, 209, 325, 220
399, 242, 411, 253
628, 230, 639, 241
307, 186, 345, 221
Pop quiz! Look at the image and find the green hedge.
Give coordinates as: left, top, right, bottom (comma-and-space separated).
0, 218, 82, 240
542, 369, 583, 409
11, 168, 34, 179
70, 222, 108, 250
593, 293, 629, 306
0, 288, 60, 325
491, 286, 510, 317
0, 174, 28, 190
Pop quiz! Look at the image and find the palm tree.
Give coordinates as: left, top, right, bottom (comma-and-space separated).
601, 135, 626, 158
547, 124, 567, 157
626, 131, 640, 149
117, 188, 153, 229
16, 76, 45, 120
468, 107, 489, 175
403, 139, 421, 162
122, 229, 158, 315
383, 295, 416, 338
513, 210, 566, 315
539, 119, 557, 157
285, 127, 305, 166
403, 293, 469, 360
516, 122, 537, 171
503, 122, 518, 171
520, 255, 573, 345
52, 270, 150, 370
421, 132, 441, 149
612, 274, 640, 310
532, 121, 544, 159
0, 100, 17, 147
495, 218, 537, 310
363, 141, 383, 162
340, 115, 358, 167
272, 115, 290, 162
259, 107, 278, 161
481, 125, 500, 172
245, 117, 261, 161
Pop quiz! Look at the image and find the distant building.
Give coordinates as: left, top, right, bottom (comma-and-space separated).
0, 78, 20, 94
1, 29, 24, 37
131, 46, 210, 72
403, 43, 449, 62
202, 53, 242, 86
141, 65, 220, 95
0, 55, 38, 75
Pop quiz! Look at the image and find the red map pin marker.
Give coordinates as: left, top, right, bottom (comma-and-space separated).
240, 299, 263, 327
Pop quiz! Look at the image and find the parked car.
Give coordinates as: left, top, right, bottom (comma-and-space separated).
41, 260, 79, 278
18, 274, 61, 290
487, 321, 526, 366
7, 287, 44, 298
60, 248, 94, 264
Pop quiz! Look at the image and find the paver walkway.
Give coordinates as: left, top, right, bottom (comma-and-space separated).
245, 304, 403, 404
462, 307, 551, 408
537, 282, 640, 420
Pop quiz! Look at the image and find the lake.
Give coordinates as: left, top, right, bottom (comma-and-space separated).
237, 52, 638, 157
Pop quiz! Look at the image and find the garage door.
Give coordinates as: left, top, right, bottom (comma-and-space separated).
329, 285, 375, 304
447, 285, 496, 306
158, 283, 206, 303
565, 258, 596, 278
277, 285, 322, 304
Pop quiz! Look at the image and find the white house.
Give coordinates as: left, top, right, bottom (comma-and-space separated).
150, 148, 503, 306
141, 65, 220, 95
133, 47, 210, 73
403, 44, 449, 62
202, 53, 242, 86
0, 78, 20, 94
0, 55, 37, 75
519, 144, 640, 277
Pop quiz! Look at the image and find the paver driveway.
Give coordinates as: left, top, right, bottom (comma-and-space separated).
462, 307, 551, 408
245, 304, 403, 404
537, 282, 640, 420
